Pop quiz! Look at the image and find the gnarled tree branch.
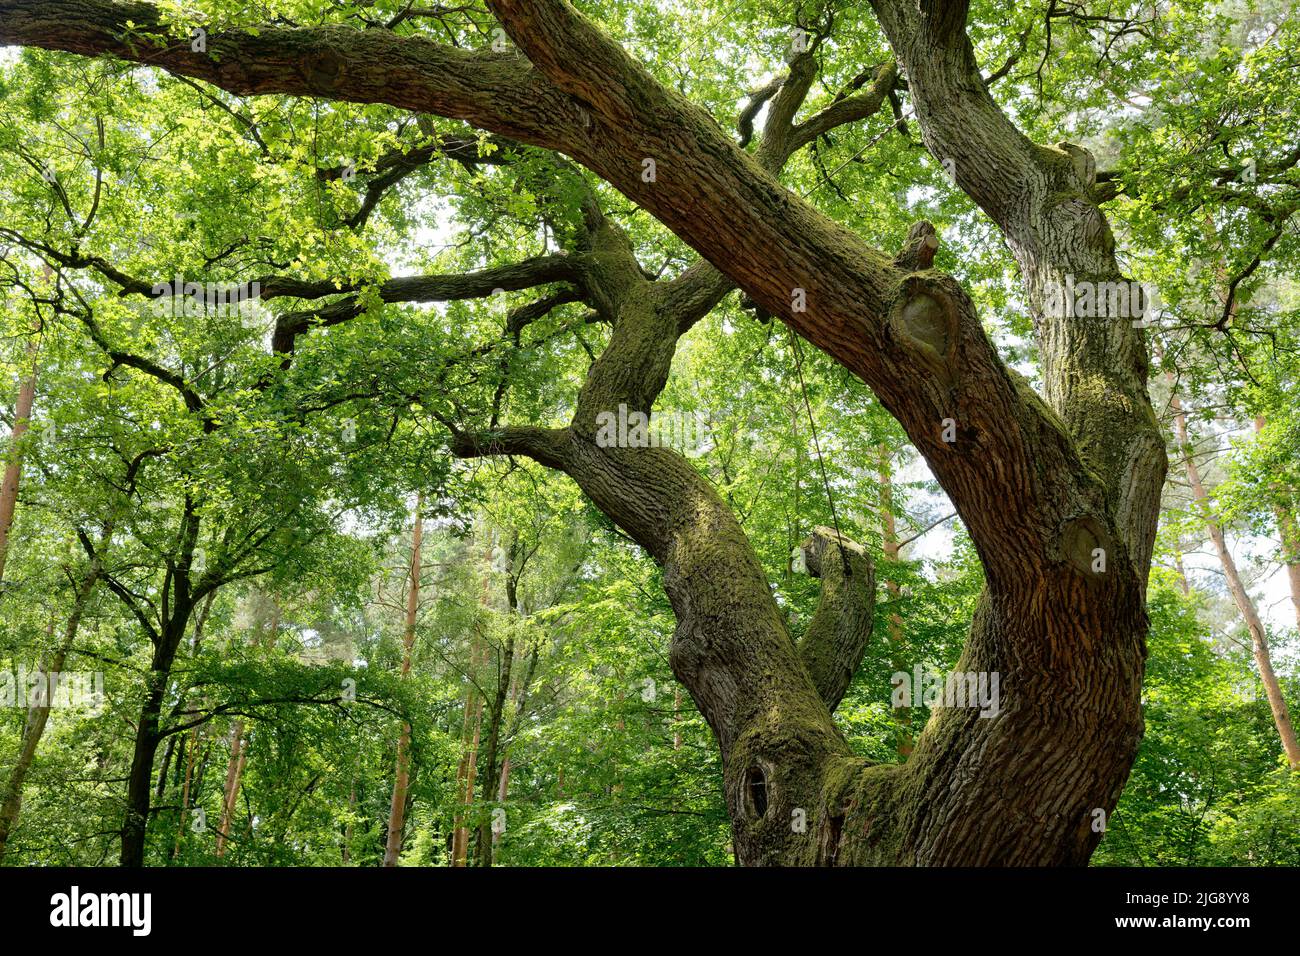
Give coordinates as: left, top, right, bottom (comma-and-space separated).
798, 527, 875, 713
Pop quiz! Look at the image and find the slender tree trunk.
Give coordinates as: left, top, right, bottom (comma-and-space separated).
120, 685, 169, 865
492, 637, 539, 848
0, 324, 41, 586
1174, 553, 1191, 597
121, 598, 194, 867
475, 540, 519, 866
214, 722, 247, 857
158, 591, 216, 809
172, 727, 199, 858
155, 735, 177, 802
449, 669, 477, 866
212, 594, 278, 859
451, 538, 493, 866
877, 444, 913, 757
0, 554, 100, 860
342, 761, 358, 864
453, 702, 482, 866
673, 689, 683, 751
1272, 503, 1300, 633
495, 757, 511, 805
473, 642, 512, 866
1171, 392, 1300, 766
383, 496, 423, 866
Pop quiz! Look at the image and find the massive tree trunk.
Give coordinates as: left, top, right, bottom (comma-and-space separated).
453, 0, 1161, 864
0, 0, 1170, 865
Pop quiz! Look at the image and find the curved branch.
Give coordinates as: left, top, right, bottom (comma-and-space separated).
0, 1, 587, 152
787, 61, 899, 157
446, 424, 573, 471
270, 254, 584, 353
798, 527, 875, 713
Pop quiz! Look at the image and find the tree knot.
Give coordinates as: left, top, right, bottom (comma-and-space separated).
887, 275, 960, 385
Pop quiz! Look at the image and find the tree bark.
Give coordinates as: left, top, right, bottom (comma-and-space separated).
474, 530, 520, 866
121, 598, 193, 867
473, 631, 513, 866
493, 637, 540, 848
119, 505, 204, 867
1272, 504, 1300, 634
672, 689, 682, 752
452, 703, 482, 866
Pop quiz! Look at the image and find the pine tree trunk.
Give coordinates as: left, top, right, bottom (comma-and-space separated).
451, 550, 489, 866
1171, 392, 1300, 766
214, 722, 247, 857
0, 325, 41, 586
